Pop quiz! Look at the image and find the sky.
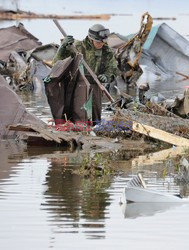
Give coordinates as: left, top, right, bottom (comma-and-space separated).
1, 0, 189, 44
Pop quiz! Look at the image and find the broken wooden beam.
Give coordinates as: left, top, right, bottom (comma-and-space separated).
8, 124, 61, 143
101, 114, 189, 147
103, 109, 189, 146
115, 109, 189, 139
8, 124, 82, 148
132, 121, 189, 147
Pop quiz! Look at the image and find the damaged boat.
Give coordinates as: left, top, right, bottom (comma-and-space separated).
121, 174, 189, 203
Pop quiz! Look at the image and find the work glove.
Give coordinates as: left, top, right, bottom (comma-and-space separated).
61, 35, 74, 48
98, 74, 108, 83
43, 75, 52, 84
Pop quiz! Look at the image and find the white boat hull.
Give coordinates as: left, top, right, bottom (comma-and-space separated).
124, 186, 186, 203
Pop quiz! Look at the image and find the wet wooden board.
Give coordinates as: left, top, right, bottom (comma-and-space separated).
113, 109, 189, 138
133, 121, 189, 147
8, 124, 61, 143
8, 124, 82, 148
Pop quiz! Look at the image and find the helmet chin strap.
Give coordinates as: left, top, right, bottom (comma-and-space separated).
88, 36, 106, 45
88, 36, 100, 42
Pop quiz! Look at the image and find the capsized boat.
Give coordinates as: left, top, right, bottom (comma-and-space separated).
123, 186, 188, 203
121, 174, 189, 203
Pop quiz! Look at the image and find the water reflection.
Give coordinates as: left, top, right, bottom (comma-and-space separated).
121, 202, 187, 219
18, 91, 51, 124
1, 140, 189, 249
0, 140, 26, 182
42, 157, 113, 239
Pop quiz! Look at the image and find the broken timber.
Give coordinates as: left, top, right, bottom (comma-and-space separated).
8, 124, 82, 149
117, 109, 189, 137
132, 121, 189, 147
111, 109, 189, 147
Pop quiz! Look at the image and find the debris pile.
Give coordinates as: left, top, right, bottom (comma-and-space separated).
0, 23, 57, 91
1, 16, 189, 150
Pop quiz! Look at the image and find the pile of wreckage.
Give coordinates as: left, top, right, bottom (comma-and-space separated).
1, 13, 189, 150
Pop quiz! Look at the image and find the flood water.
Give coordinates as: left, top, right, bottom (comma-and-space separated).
1, 1, 189, 249
1, 135, 189, 250
1, 91, 189, 250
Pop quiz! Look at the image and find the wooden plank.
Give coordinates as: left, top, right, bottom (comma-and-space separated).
133, 121, 189, 147
30, 124, 62, 143
8, 124, 34, 132
8, 123, 83, 146
8, 124, 62, 143
24, 132, 78, 148
111, 109, 189, 137
39, 129, 62, 143
24, 132, 54, 141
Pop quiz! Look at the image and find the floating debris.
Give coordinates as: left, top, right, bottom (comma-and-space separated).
0, 10, 111, 20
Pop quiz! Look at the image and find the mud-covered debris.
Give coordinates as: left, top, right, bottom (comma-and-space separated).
8, 123, 83, 150
141, 101, 179, 118
167, 88, 189, 117
74, 153, 115, 177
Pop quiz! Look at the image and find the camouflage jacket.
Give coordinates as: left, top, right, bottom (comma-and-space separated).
53, 36, 118, 82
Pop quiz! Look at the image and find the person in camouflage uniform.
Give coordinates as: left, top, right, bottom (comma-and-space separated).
53, 24, 118, 123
